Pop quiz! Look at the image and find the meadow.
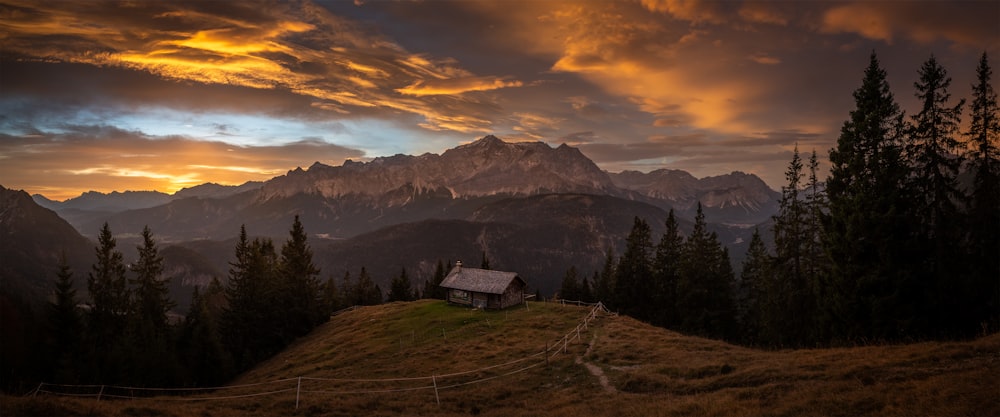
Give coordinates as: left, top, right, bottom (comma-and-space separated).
5, 300, 997, 417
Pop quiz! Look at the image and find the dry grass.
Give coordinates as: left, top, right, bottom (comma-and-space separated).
5, 300, 998, 417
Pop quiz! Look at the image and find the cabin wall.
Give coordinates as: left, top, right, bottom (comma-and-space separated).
500, 281, 525, 309
448, 289, 471, 306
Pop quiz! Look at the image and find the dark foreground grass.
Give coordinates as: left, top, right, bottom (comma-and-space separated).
5, 300, 998, 417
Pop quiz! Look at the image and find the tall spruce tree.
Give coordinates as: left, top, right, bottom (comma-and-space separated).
388, 267, 415, 302
771, 146, 819, 345
177, 285, 231, 387
320, 276, 343, 313
906, 55, 967, 336
965, 52, 1000, 332
86, 222, 129, 382
804, 149, 830, 341
355, 267, 382, 305
48, 253, 82, 383
221, 226, 281, 370
277, 215, 322, 341
128, 225, 177, 386
615, 217, 654, 320
593, 247, 616, 305
559, 266, 581, 301
652, 209, 684, 328
824, 52, 914, 342
428, 259, 447, 299
130, 226, 173, 331
737, 229, 769, 345
581, 273, 594, 303
677, 203, 737, 339
480, 251, 491, 270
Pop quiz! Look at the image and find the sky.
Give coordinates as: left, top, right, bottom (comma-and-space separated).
1, 0, 998, 201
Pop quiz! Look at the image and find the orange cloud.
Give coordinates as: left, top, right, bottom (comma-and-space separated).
820, 2, 998, 46
821, 3, 894, 43
640, 0, 725, 24
738, 2, 789, 26
0, 1, 521, 136
749, 54, 781, 65
542, 5, 764, 134
396, 76, 523, 96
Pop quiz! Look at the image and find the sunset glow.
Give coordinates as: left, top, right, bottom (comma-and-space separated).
1, 0, 997, 200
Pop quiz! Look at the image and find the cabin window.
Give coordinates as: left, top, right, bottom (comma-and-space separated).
451, 289, 470, 302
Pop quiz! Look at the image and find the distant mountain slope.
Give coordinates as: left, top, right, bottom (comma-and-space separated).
0, 185, 92, 300
172, 181, 263, 200
61, 136, 775, 242
259, 135, 619, 201
33, 190, 172, 212
306, 193, 755, 295
609, 169, 780, 224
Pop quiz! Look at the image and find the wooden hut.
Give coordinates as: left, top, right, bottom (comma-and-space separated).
439, 261, 526, 310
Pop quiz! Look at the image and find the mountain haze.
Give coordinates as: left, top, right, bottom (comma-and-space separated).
610, 169, 780, 224
11, 135, 776, 303
47, 136, 776, 241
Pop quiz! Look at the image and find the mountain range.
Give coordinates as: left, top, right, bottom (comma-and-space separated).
9, 135, 779, 307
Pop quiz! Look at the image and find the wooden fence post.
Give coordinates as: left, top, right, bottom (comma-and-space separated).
432, 375, 441, 406
97, 385, 105, 402
295, 377, 302, 410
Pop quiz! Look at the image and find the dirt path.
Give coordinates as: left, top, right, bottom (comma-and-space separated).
576, 334, 616, 394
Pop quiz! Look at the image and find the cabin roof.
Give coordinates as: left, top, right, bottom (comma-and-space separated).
439, 266, 523, 295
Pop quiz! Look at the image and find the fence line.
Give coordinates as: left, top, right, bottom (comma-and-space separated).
31, 301, 612, 409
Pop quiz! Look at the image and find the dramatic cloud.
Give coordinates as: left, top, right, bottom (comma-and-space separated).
396, 76, 523, 96
1, 0, 996, 197
820, 1, 999, 46
0, 0, 523, 133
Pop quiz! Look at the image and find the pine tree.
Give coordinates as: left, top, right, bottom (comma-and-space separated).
737, 229, 769, 345
277, 215, 322, 342
652, 209, 684, 328
677, 203, 737, 339
580, 273, 594, 303
804, 149, 830, 342
86, 222, 129, 382
965, 52, 1000, 332
48, 253, 82, 383
221, 226, 281, 370
615, 217, 654, 320
355, 267, 382, 305
906, 55, 968, 336
177, 285, 231, 387
771, 146, 819, 345
593, 247, 616, 305
559, 266, 581, 301
388, 267, 414, 302
425, 259, 447, 300
320, 276, 342, 313
480, 251, 491, 270
130, 226, 173, 331
128, 225, 177, 385
824, 52, 914, 342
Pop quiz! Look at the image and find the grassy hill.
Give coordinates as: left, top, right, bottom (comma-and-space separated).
6, 300, 998, 417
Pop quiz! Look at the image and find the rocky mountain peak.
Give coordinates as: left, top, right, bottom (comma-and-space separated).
608, 169, 779, 223
260, 135, 617, 200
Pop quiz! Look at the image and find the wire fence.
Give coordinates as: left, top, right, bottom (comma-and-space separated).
30, 301, 612, 409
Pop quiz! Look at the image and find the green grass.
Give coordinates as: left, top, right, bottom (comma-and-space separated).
5, 300, 998, 417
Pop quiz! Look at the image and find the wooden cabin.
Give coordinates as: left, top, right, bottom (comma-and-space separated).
439, 261, 526, 310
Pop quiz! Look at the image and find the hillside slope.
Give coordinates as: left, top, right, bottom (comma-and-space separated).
10, 300, 999, 417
